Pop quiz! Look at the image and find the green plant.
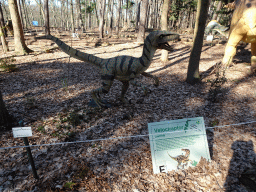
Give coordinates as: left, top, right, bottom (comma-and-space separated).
26, 96, 36, 108
51, 132, 59, 137
210, 119, 219, 127
61, 78, 68, 91
0, 58, 17, 72
37, 125, 46, 134
67, 112, 83, 126
78, 166, 91, 178
65, 131, 76, 142
60, 117, 68, 123
64, 181, 76, 189
208, 62, 227, 102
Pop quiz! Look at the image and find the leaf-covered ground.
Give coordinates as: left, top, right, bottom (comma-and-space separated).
0, 31, 256, 191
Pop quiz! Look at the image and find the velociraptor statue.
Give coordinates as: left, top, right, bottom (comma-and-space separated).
36, 31, 179, 107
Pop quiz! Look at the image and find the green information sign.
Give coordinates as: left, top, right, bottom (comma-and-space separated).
148, 117, 210, 174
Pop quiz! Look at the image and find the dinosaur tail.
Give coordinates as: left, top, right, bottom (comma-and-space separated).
36, 35, 103, 68
167, 152, 177, 161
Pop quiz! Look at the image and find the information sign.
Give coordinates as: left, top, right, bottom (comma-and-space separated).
12, 127, 32, 138
148, 117, 210, 174
32, 21, 38, 26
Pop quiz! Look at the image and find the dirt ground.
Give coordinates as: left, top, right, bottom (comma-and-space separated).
0, 30, 256, 191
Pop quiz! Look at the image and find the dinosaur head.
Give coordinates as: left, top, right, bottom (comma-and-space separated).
147, 30, 180, 51
205, 20, 229, 37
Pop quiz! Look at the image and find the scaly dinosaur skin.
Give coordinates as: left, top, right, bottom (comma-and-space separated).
36, 31, 179, 107
167, 149, 191, 169
208, 0, 256, 72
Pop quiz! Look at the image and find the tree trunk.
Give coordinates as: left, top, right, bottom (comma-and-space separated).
44, 0, 50, 35
76, 0, 84, 32
137, 0, 148, 43
186, 0, 210, 84
135, 1, 140, 32
99, 0, 106, 39
71, 0, 75, 33
0, 20, 9, 52
212, 1, 222, 21
8, 0, 33, 55
17, 0, 24, 29
160, 0, 169, 62
0, 2, 7, 37
108, 0, 114, 35
0, 90, 12, 130
22, 0, 30, 28
116, 0, 122, 35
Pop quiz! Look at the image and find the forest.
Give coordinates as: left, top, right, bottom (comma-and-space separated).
0, 0, 256, 191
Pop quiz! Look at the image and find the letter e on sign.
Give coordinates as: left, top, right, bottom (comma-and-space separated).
12, 127, 32, 138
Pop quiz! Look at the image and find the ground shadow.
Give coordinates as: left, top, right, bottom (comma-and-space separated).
224, 140, 256, 191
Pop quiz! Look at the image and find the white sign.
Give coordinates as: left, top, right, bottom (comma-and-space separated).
148, 117, 210, 174
12, 127, 32, 138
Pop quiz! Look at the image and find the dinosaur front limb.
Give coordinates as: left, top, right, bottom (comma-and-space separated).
222, 32, 244, 67
141, 72, 159, 86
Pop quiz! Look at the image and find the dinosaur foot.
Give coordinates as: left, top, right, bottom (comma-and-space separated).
88, 99, 112, 108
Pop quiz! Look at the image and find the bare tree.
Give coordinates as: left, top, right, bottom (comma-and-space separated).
212, 1, 222, 21
186, 0, 210, 84
0, 2, 9, 52
76, 0, 84, 31
71, 0, 75, 33
8, 0, 32, 54
137, 0, 148, 43
99, 0, 106, 39
0, 90, 12, 130
116, 0, 122, 35
0, 21, 9, 52
160, 0, 169, 62
44, 0, 50, 35
0, 2, 7, 37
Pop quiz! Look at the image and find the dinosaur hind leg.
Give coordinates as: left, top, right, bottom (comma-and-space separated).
120, 81, 129, 104
91, 75, 114, 107
251, 43, 256, 73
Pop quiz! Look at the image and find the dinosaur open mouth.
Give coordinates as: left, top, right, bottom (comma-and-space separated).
159, 42, 173, 51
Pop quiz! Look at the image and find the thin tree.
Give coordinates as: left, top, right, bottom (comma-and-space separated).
186, 0, 210, 84
76, 0, 84, 31
8, 0, 33, 54
0, 2, 7, 37
0, 21, 9, 52
135, 1, 140, 32
44, 0, 50, 35
99, 0, 106, 39
71, 0, 75, 33
160, 0, 169, 62
212, 1, 222, 21
0, 90, 12, 130
0, 2, 9, 52
137, 0, 148, 43
116, 0, 122, 35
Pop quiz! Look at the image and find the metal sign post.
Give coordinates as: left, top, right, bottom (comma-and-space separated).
14, 121, 39, 180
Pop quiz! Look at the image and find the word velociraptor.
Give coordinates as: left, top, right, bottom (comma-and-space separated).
168, 149, 191, 169
37, 31, 180, 107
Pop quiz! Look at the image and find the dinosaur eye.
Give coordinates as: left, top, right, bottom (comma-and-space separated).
159, 35, 163, 39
